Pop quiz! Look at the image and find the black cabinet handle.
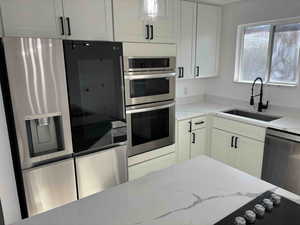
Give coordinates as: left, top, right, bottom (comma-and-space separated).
196, 66, 200, 77
66, 17, 71, 36
235, 137, 239, 149
59, 17, 65, 35
231, 136, 234, 148
189, 121, 192, 132
178, 67, 182, 78
192, 133, 196, 144
178, 67, 184, 78
195, 121, 204, 125
146, 25, 150, 40
150, 25, 154, 40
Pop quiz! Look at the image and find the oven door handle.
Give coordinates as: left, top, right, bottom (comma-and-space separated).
126, 102, 175, 114
125, 73, 176, 80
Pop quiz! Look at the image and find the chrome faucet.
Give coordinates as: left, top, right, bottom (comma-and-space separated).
250, 77, 269, 112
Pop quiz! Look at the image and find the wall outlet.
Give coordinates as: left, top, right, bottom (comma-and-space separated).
184, 87, 188, 96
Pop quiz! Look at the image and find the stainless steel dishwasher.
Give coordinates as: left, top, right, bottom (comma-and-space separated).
262, 128, 300, 195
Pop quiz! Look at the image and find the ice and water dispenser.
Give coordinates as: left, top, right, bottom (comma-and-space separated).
25, 115, 65, 157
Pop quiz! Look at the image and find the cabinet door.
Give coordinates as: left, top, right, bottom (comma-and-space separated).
63, 0, 113, 40
1, 0, 63, 38
195, 4, 221, 78
177, 120, 191, 162
236, 137, 264, 178
128, 153, 176, 180
176, 0, 197, 79
151, 0, 178, 44
210, 129, 236, 167
191, 128, 206, 158
113, 0, 149, 42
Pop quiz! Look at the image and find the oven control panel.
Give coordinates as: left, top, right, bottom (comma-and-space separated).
214, 191, 300, 225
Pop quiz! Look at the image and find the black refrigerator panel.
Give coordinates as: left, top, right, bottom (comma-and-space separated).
63, 41, 126, 153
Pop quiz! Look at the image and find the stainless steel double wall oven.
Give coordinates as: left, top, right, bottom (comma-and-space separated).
124, 57, 176, 157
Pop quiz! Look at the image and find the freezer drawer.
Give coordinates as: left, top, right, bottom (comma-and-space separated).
23, 159, 77, 217
75, 145, 128, 199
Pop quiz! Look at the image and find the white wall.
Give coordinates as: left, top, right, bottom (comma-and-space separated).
203, 0, 300, 108
0, 86, 21, 224
176, 79, 206, 98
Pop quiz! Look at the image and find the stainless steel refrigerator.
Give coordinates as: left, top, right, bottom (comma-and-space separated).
1, 37, 127, 217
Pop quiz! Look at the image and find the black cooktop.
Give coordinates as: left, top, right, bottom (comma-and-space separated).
215, 191, 300, 225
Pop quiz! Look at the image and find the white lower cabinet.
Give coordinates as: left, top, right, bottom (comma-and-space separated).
235, 135, 264, 178
190, 128, 206, 158
211, 128, 264, 178
128, 153, 176, 181
177, 116, 207, 162
177, 119, 192, 162
211, 128, 238, 167
128, 145, 176, 181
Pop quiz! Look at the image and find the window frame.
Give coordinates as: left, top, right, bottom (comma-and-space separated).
234, 17, 300, 87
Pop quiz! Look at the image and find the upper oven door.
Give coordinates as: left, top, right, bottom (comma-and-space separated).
124, 57, 176, 73
126, 101, 175, 157
125, 73, 176, 106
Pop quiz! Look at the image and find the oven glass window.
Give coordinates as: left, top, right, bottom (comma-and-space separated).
130, 78, 170, 98
131, 108, 169, 146
129, 58, 170, 69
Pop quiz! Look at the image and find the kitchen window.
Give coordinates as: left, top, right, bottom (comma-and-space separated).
234, 18, 300, 86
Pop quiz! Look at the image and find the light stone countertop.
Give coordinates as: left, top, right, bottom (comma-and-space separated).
176, 97, 300, 135
11, 156, 300, 225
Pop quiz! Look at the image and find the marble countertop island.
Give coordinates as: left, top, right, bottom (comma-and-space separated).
11, 156, 300, 225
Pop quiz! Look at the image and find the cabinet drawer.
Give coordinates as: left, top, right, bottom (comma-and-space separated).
191, 117, 206, 130
213, 117, 266, 141
128, 152, 176, 181
128, 144, 175, 166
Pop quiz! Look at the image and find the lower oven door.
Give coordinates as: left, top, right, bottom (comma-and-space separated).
126, 101, 175, 157
125, 73, 176, 105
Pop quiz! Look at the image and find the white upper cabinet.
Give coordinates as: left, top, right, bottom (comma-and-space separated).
113, 0, 147, 43
150, 0, 177, 44
177, 1, 221, 79
176, 0, 196, 79
1, 0, 64, 38
62, 0, 113, 40
0, 0, 113, 40
113, 0, 177, 43
195, 4, 221, 78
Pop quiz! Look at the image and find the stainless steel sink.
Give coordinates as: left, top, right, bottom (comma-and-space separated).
223, 109, 281, 122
